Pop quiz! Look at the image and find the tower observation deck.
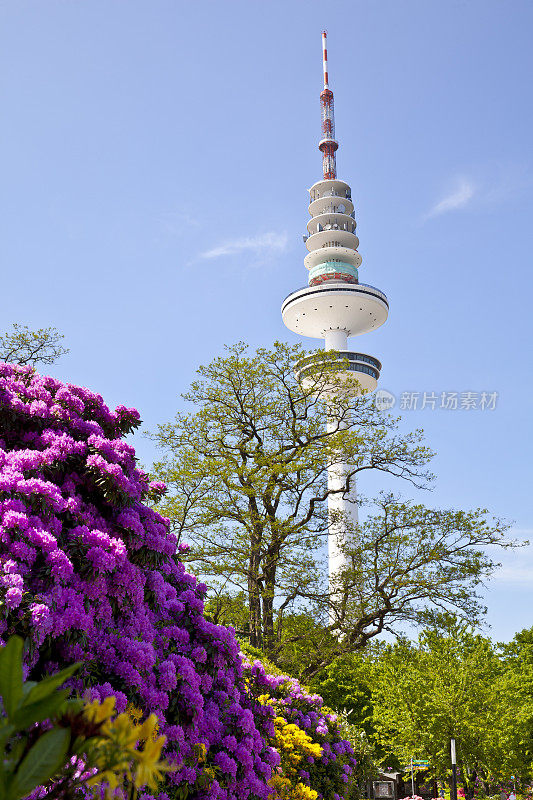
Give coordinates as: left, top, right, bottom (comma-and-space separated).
281, 32, 389, 597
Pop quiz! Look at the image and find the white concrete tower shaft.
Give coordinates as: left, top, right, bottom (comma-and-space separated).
281, 34, 389, 615
326, 428, 358, 589
324, 329, 358, 594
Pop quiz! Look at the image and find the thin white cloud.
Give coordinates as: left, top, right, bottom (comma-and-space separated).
199, 231, 289, 260
493, 565, 533, 585
425, 177, 475, 219
154, 210, 200, 242
486, 531, 533, 585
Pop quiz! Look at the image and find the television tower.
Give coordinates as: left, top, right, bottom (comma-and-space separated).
281, 32, 389, 599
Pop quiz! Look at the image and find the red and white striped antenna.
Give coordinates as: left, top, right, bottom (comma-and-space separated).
322, 29, 329, 88
319, 31, 338, 179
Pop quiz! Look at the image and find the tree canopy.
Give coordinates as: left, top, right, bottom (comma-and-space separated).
0, 323, 68, 366
312, 620, 533, 797
152, 341, 513, 675
371, 619, 504, 797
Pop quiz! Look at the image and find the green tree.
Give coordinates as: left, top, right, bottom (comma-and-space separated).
152, 341, 430, 653
495, 627, 533, 785
311, 650, 376, 739
317, 494, 510, 676
204, 591, 250, 633
369, 617, 526, 798
311, 647, 408, 779
0, 323, 68, 366
152, 342, 512, 674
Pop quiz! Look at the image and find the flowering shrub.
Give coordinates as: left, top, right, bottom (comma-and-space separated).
0, 633, 171, 800
245, 659, 357, 800
269, 714, 322, 800
0, 364, 278, 800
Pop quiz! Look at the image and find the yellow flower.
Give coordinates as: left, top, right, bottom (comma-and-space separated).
81, 700, 172, 796
194, 742, 207, 764
134, 734, 169, 791
293, 783, 318, 800
269, 775, 319, 800
103, 712, 140, 747
269, 711, 323, 796
137, 713, 160, 743
127, 704, 144, 723
84, 696, 116, 724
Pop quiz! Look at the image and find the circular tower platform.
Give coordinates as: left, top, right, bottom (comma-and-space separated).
282, 282, 389, 339
296, 350, 382, 394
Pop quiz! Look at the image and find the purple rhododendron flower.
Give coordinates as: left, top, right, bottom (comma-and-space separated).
5, 586, 22, 609
0, 365, 277, 799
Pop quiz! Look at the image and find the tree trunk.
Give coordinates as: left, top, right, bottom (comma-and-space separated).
262, 542, 280, 655
248, 577, 262, 648
262, 578, 275, 654
248, 526, 263, 647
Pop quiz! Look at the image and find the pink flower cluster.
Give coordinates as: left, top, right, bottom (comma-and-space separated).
0, 364, 277, 800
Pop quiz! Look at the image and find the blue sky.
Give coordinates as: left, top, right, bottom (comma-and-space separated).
1, 0, 532, 642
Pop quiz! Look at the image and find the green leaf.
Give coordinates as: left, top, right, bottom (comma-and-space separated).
6, 736, 27, 767
21, 681, 38, 698
0, 722, 15, 751
11, 688, 70, 730
22, 663, 80, 707
9, 727, 70, 799
0, 637, 23, 718
0, 722, 15, 797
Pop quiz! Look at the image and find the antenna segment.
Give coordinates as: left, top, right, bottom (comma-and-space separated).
322, 29, 329, 87
319, 31, 338, 179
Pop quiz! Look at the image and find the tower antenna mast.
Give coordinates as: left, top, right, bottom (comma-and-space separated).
319, 31, 338, 180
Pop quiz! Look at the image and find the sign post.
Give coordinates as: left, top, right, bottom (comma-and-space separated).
450, 739, 458, 800
411, 758, 415, 797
